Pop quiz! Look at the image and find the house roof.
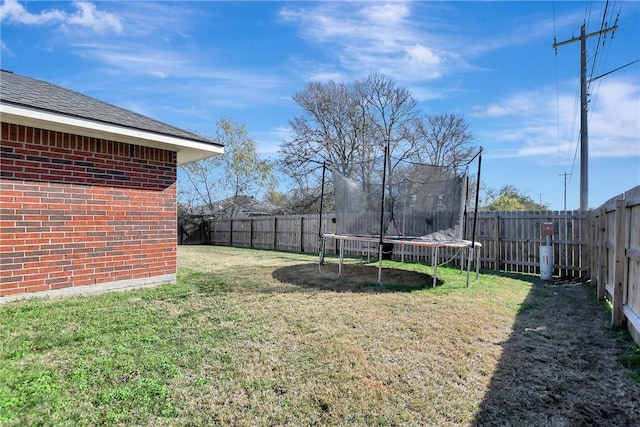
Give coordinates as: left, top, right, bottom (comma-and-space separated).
189, 196, 276, 217
0, 70, 223, 165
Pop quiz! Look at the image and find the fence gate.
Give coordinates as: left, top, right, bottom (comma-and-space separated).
178, 215, 209, 245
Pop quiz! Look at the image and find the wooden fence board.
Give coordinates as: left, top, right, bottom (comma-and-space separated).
588, 185, 640, 345
597, 208, 607, 299
627, 202, 640, 319
190, 210, 590, 278
252, 217, 276, 249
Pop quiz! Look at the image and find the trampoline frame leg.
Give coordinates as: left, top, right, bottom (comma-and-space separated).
432, 246, 439, 288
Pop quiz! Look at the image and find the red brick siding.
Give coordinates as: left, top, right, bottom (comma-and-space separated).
0, 122, 177, 296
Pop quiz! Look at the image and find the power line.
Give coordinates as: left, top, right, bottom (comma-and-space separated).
590, 0, 610, 82
590, 59, 639, 82
587, 4, 619, 133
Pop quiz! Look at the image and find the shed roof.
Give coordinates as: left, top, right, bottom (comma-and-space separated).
0, 70, 223, 164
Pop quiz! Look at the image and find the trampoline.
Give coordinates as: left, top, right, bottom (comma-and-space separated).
318, 148, 483, 287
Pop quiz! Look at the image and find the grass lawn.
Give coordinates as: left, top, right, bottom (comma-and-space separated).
1, 245, 638, 426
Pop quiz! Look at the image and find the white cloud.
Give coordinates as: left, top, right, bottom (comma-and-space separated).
278, 2, 461, 82
71, 42, 190, 79
472, 92, 540, 118
0, 0, 64, 25
587, 77, 640, 157
361, 3, 410, 23
112, 2, 199, 39
66, 2, 122, 34
1, 40, 14, 57
405, 44, 441, 69
0, 0, 121, 33
473, 75, 639, 161
191, 71, 289, 109
151, 71, 168, 79
255, 126, 292, 156
65, 36, 291, 113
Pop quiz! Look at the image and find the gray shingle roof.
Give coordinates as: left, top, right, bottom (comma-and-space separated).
0, 70, 220, 147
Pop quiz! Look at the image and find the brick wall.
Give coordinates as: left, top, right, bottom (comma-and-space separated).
0, 122, 177, 296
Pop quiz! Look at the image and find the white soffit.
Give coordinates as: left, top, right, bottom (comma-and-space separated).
0, 104, 223, 165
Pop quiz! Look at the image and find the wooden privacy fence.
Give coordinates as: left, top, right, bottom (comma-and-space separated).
589, 185, 640, 345
192, 210, 591, 278
470, 210, 589, 277
208, 215, 326, 253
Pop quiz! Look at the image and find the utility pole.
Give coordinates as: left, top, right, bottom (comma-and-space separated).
559, 172, 571, 211
553, 22, 618, 211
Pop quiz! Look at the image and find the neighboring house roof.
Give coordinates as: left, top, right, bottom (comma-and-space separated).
0, 70, 223, 165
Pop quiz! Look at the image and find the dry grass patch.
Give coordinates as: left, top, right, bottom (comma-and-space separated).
175, 246, 515, 425
1, 245, 638, 426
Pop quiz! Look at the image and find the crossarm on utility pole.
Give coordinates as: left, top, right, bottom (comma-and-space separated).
553, 25, 618, 50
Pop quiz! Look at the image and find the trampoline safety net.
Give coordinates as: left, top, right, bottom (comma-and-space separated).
331, 159, 466, 241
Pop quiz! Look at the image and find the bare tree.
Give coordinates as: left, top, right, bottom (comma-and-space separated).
354, 71, 418, 174
179, 117, 275, 217
279, 80, 372, 180
279, 72, 421, 211
278, 73, 478, 214
410, 113, 476, 167
278, 78, 373, 213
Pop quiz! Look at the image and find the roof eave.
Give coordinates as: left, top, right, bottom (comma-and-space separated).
0, 104, 223, 165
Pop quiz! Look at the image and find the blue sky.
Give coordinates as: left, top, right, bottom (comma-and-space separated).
1, 0, 638, 210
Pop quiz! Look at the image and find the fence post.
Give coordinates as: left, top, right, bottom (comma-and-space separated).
612, 198, 626, 326
493, 213, 500, 271
597, 207, 607, 299
273, 217, 278, 250
588, 210, 596, 284
300, 216, 304, 252
229, 219, 233, 247
582, 210, 590, 279
250, 218, 254, 249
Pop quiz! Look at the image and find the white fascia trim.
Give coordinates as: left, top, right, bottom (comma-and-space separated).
0, 104, 223, 165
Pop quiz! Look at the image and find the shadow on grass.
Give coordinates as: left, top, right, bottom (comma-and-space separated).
474, 277, 640, 426
271, 262, 443, 293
